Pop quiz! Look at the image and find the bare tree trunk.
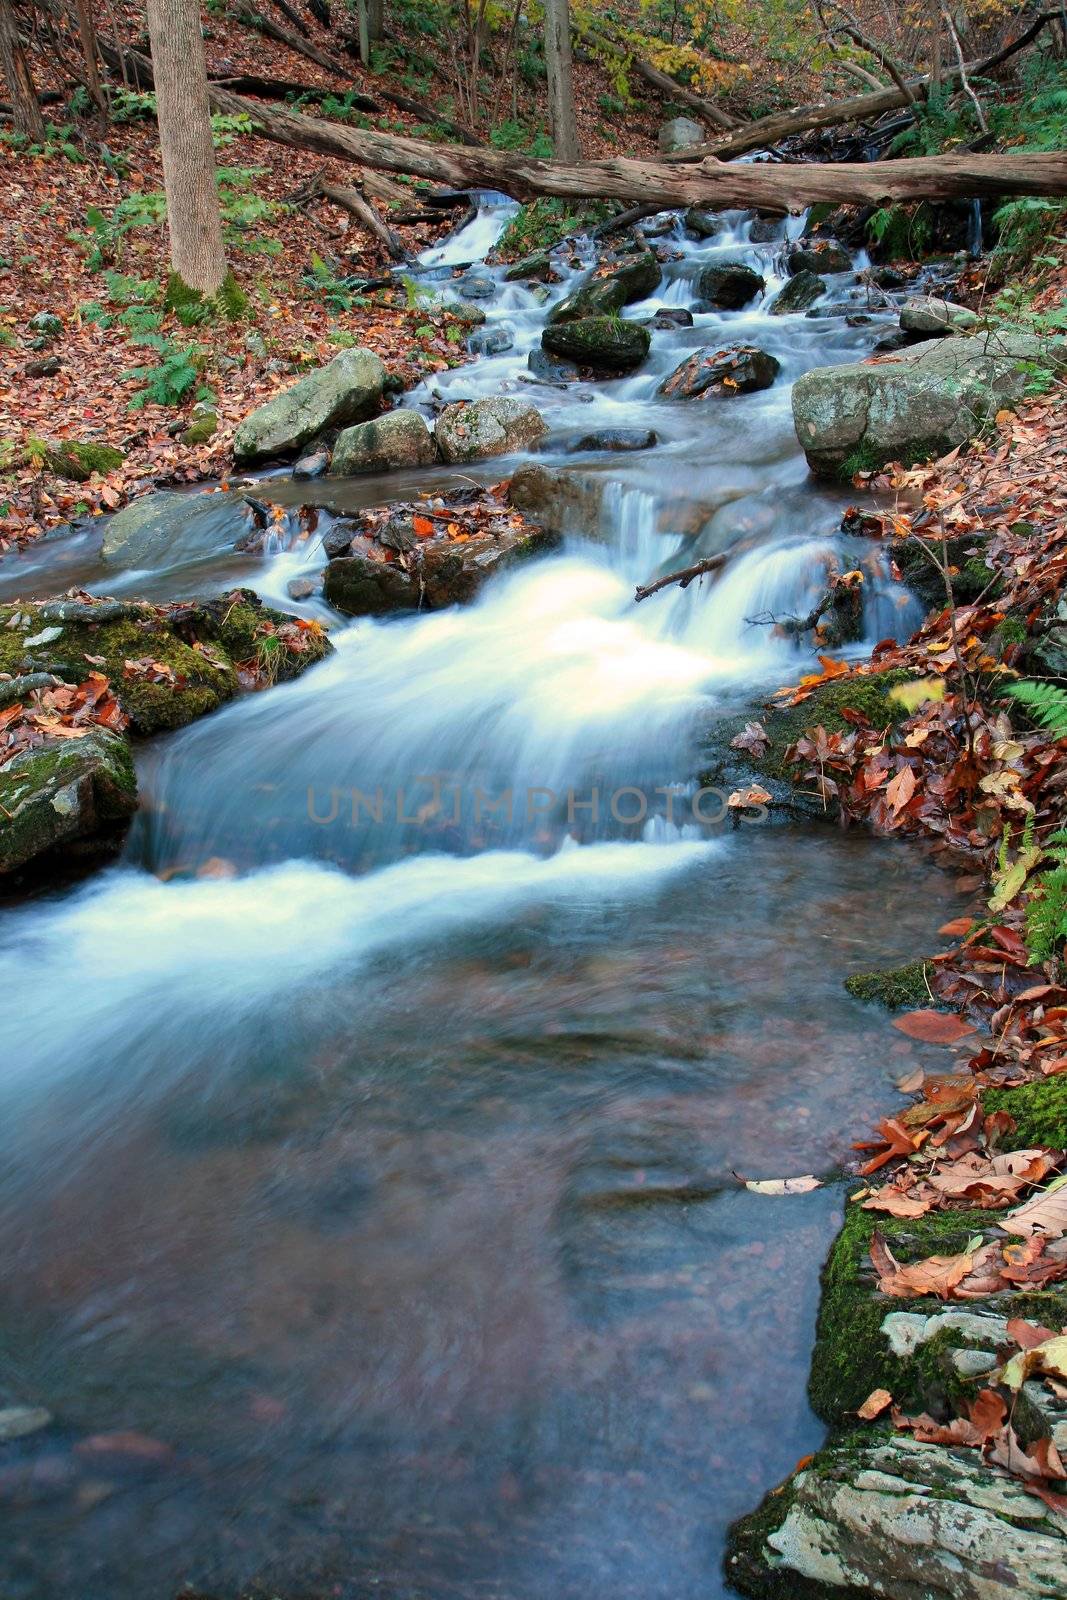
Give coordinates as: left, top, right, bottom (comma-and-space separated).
368, 0, 384, 41
146, 0, 229, 295
544, 0, 579, 161
72, 0, 106, 114
0, 0, 45, 140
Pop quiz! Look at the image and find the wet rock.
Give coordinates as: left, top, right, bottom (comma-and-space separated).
446, 299, 487, 326
657, 115, 703, 154
25, 355, 60, 378
454, 272, 495, 300
527, 347, 579, 385
0, 729, 137, 876
434, 396, 547, 463
748, 216, 784, 243
794, 328, 1067, 478
0, 1406, 52, 1441
102, 488, 254, 569
329, 409, 436, 475
293, 449, 329, 480
503, 252, 554, 283
642, 307, 694, 330
769, 270, 825, 316
322, 522, 355, 558
900, 296, 980, 335
286, 576, 320, 600
872, 328, 914, 354
683, 206, 724, 240
727, 1432, 1067, 1600
547, 251, 661, 325
696, 262, 765, 310
788, 241, 852, 275
508, 464, 603, 538
872, 265, 908, 289
540, 316, 651, 375
325, 521, 554, 615
27, 438, 125, 480
233, 347, 386, 465
567, 428, 658, 453
658, 343, 780, 399
467, 325, 514, 356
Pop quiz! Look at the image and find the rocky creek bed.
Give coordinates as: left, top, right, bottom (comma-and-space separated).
1, 197, 1065, 1600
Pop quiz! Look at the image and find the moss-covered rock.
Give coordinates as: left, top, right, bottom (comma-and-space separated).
697, 261, 765, 309
233, 347, 386, 465
0, 729, 137, 877
547, 252, 661, 325
844, 960, 932, 1010
984, 1075, 1067, 1149
540, 316, 651, 375
26, 437, 125, 481
434, 396, 547, 463
768, 271, 825, 317
180, 411, 218, 447
329, 408, 435, 475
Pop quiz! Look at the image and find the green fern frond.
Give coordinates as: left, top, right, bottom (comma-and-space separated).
1025, 865, 1067, 962
1007, 680, 1067, 739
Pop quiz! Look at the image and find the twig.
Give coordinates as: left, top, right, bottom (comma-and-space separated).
634, 553, 727, 603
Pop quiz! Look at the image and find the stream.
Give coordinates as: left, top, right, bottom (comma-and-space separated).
0, 201, 973, 1599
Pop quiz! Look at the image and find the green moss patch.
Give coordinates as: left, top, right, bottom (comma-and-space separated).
845, 960, 932, 1011
984, 1075, 1067, 1149
25, 437, 125, 482
756, 670, 911, 783
493, 197, 619, 261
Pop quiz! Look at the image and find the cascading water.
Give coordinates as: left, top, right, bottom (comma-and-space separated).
0, 198, 965, 1600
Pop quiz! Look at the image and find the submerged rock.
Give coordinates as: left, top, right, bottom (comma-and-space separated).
658, 344, 780, 399
102, 489, 258, 569
540, 317, 651, 374
329, 409, 436, 475
900, 296, 980, 335
434, 396, 547, 463
697, 262, 765, 310
567, 428, 658, 453
293, 449, 329, 480
232, 347, 386, 465
0, 729, 137, 877
503, 252, 554, 284
769, 270, 825, 316
507, 464, 604, 539
527, 346, 579, 385
468, 325, 514, 356
792, 328, 1067, 478
324, 523, 554, 615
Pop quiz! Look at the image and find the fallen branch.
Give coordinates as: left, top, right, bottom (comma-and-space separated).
229, 3, 351, 78
316, 175, 410, 259
635, 553, 727, 603
0, 673, 62, 709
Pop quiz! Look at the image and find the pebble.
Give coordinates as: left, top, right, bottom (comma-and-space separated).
0, 1405, 52, 1442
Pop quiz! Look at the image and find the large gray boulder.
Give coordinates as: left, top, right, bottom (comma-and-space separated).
727, 1431, 1067, 1600
233, 348, 385, 464
657, 116, 703, 153
901, 296, 980, 336
0, 729, 137, 875
434, 396, 547, 463
658, 344, 780, 399
540, 317, 651, 374
329, 409, 435, 476
792, 328, 1067, 478
102, 489, 255, 569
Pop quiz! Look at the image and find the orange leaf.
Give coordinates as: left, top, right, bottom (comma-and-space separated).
892, 1010, 977, 1045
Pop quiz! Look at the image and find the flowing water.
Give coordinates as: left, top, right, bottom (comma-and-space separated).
0, 204, 968, 1599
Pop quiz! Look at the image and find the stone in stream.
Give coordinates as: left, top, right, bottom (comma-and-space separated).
540, 317, 651, 375
324, 522, 555, 615
322, 521, 356, 558
453, 272, 495, 300
0, 1406, 52, 1441
527, 347, 579, 385
658, 344, 780, 399
657, 115, 703, 153
787, 241, 852, 275
683, 206, 724, 240
748, 216, 784, 243
329, 410, 436, 476
642, 307, 694, 330
467, 325, 514, 356
0, 729, 137, 877
434, 396, 548, 463
292, 449, 330, 480
547, 252, 661, 326
566, 428, 658, 453
232, 347, 386, 465
503, 252, 555, 284
696, 262, 765, 310
793, 327, 1067, 478
507, 464, 604, 539
102, 488, 261, 569
768, 270, 825, 316
900, 296, 980, 336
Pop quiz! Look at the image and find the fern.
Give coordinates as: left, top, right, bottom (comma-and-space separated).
1006, 680, 1067, 739
1025, 831, 1067, 961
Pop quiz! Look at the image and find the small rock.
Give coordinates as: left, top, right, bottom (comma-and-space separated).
748, 217, 783, 243
527, 347, 578, 385
447, 300, 487, 326
322, 523, 355, 558
0, 1406, 52, 1441
642, 307, 694, 329
243, 329, 268, 360
29, 311, 62, 343
23, 626, 64, 649
769, 270, 825, 316
657, 116, 703, 154
788, 242, 852, 275
697, 262, 765, 310
568, 429, 658, 453
683, 207, 723, 240
329, 409, 436, 476
454, 272, 495, 300
435, 395, 547, 463
658, 344, 780, 399
468, 325, 514, 356
286, 576, 320, 600
25, 356, 60, 378
293, 449, 329, 480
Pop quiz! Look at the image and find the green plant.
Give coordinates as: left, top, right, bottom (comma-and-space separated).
1, 121, 83, 162
302, 252, 370, 311
110, 89, 157, 123
865, 202, 933, 259
1002, 682, 1067, 959
122, 336, 204, 410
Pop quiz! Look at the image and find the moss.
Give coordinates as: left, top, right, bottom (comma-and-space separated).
845, 960, 932, 1011
216, 270, 249, 321
840, 433, 954, 482
164, 270, 249, 323
493, 197, 619, 262
809, 1202, 1067, 1426
756, 669, 911, 783
0, 730, 136, 874
180, 411, 218, 446
984, 1075, 1067, 1149
25, 436, 125, 482
724, 1448, 873, 1600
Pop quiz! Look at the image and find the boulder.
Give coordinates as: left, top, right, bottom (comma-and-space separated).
508, 464, 603, 539
527, 347, 579, 385
769, 270, 825, 316
547, 251, 661, 325
503, 252, 554, 284
658, 344, 780, 399
27, 438, 125, 481
540, 317, 651, 374
748, 217, 783, 243
468, 325, 514, 355
324, 524, 554, 615
454, 272, 495, 300
434, 396, 547, 463
567, 428, 658, 453
788, 242, 852, 275
657, 116, 703, 154
232, 347, 385, 464
643, 307, 694, 329
900, 296, 980, 336
0, 729, 137, 876
727, 1431, 1067, 1600
696, 262, 765, 310
329, 410, 436, 476
793, 329, 1067, 478
102, 489, 256, 569
683, 207, 723, 240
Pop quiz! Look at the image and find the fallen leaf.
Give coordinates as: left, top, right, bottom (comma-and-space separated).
892, 1010, 977, 1044
745, 1174, 822, 1195
858, 1388, 893, 1420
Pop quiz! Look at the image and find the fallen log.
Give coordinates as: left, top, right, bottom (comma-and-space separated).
210, 71, 378, 107
316, 176, 410, 259
202, 86, 1067, 206
664, 9, 1056, 163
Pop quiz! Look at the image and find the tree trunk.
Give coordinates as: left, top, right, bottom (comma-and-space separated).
146, 0, 229, 295
586, 23, 738, 131
544, 0, 579, 162
205, 82, 1067, 206
0, 0, 45, 140
72, 0, 106, 114
368, 0, 384, 41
